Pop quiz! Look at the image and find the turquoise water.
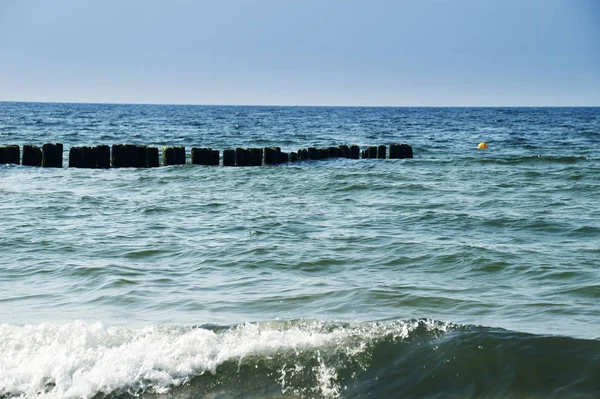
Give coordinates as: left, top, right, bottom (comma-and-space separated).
1, 103, 599, 398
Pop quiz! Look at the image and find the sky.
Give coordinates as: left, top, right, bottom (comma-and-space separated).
0, 0, 598, 106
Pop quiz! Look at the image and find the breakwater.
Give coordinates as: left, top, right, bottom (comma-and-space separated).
0, 143, 413, 168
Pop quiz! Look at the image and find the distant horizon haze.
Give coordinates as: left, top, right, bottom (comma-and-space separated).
2, 100, 600, 108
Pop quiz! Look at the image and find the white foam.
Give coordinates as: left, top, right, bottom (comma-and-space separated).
0, 319, 448, 398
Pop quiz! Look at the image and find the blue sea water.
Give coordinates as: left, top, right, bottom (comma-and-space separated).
1, 102, 599, 398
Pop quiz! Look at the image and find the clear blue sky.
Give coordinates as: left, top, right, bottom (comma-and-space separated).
0, 0, 598, 106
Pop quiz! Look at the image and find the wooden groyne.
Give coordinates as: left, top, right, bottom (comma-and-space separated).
0, 143, 413, 168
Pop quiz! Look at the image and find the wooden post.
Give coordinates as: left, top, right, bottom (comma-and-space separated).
162, 146, 180, 166
95, 145, 111, 168
69, 146, 84, 168
338, 145, 350, 158
174, 146, 186, 164
0, 145, 20, 165
223, 149, 235, 166
135, 145, 149, 168
377, 145, 387, 159
235, 147, 246, 166
147, 147, 159, 167
41, 143, 63, 168
192, 148, 219, 165
22, 145, 42, 167
86, 146, 98, 168
251, 148, 263, 166
299, 149, 309, 160
264, 147, 282, 164
389, 143, 413, 159
363, 146, 377, 159
162, 146, 185, 165
162, 146, 175, 165
111, 144, 126, 167
69, 146, 98, 168
234, 148, 261, 166
125, 144, 138, 167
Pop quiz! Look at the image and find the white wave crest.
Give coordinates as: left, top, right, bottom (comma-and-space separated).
0, 319, 449, 398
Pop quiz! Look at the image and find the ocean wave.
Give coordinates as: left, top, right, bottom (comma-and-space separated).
476, 154, 591, 165
1, 319, 598, 399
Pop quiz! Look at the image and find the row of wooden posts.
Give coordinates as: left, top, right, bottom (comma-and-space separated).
0, 143, 413, 168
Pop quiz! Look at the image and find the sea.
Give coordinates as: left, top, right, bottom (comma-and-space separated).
0, 102, 599, 398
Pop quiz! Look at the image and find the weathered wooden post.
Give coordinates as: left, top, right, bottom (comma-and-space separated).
328, 146, 340, 158
338, 145, 350, 158
264, 147, 282, 165
281, 152, 289, 162
174, 146, 186, 164
299, 149, 309, 160
0, 145, 20, 165
125, 144, 138, 167
0, 146, 7, 164
95, 145, 111, 168
163, 146, 186, 165
147, 147, 159, 167
69, 146, 97, 168
8, 145, 19, 164
69, 146, 84, 168
191, 148, 219, 165
235, 147, 246, 166
210, 149, 220, 165
349, 145, 360, 159
402, 143, 413, 159
162, 146, 185, 166
112, 144, 138, 167
135, 145, 149, 168
86, 146, 96, 168
234, 148, 261, 166
377, 145, 387, 159
369, 146, 378, 158
22, 145, 42, 167
363, 146, 377, 159
111, 144, 126, 167
42, 143, 63, 168
251, 148, 263, 166
389, 144, 400, 159
223, 149, 235, 166
290, 152, 298, 162
389, 143, 413, 159
86, 146, 98, 168
162, 146, 175, 166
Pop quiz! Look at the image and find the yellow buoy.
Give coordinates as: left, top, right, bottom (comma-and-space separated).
477, 142, 488, 149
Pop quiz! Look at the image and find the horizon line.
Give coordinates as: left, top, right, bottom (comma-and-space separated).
1, 100, 599, 108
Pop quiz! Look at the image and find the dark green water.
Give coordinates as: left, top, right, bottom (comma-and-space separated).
1, 103, 599, 398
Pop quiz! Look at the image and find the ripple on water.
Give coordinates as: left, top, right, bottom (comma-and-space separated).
1, 105, 599, 341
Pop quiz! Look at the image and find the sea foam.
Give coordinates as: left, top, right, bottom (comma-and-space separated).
0, 319, 448, 398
